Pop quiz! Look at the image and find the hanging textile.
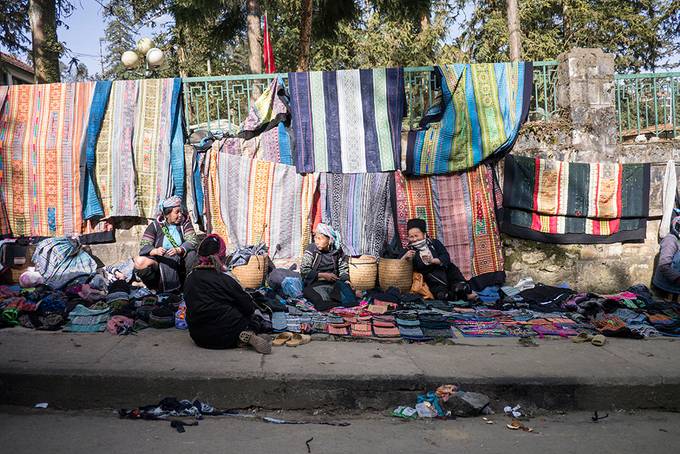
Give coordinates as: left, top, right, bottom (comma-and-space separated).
206, 150, 317, 259
92, 78, 185, 219
405, 62, 533, 175
394, 166, 505, 290
501, 154, 651, 244
288, 67, 405, 174
0, 82, 94, 237
228, 76, 293, 165
659, 160, 676, 239
319, 173, 393, 257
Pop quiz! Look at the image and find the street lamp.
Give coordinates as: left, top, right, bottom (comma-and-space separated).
121, 37, 165, 77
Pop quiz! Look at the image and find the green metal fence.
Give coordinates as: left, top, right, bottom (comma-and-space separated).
615, 72, 680, 142
182, 61, 560, 134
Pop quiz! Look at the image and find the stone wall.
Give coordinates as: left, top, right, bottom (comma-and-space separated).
87, 48, 679, 293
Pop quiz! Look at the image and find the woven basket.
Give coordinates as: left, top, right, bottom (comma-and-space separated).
231, 255, 268, 289
378, 258, 413, 293
349, 256, 378, 291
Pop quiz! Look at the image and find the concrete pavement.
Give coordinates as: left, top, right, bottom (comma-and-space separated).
1, 327, 679, 411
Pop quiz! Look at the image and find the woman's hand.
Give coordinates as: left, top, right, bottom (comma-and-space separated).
166, 247, 183, 257
402, 250, 416, 260
318, 272, 339, 282
150, 247, 166, 257
430, 258, 441, 265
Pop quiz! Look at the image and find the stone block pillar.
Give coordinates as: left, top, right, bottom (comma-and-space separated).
556, 48, 617, 159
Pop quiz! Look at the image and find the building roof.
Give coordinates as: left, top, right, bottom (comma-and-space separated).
0, 52, 34, 75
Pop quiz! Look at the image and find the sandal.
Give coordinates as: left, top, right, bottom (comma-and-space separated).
572, 332, 593, 343
272, 332, 294, 347
238, 331, 272, 354
591, 334, 606, 347
286, 333, 312, 347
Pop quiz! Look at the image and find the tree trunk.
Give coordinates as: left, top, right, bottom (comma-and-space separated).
297, 0, 313, 71
506, 0, 521, 61
247, 0, 263, 74
176, 24, 188, 78
28, 0, 61, 83
562, 0, 571, 47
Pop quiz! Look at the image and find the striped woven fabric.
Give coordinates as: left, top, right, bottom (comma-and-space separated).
319, 172, 393, 257
405, 62, 532, 175
92, 78, 184, 219
394, 165, 505, 289
206, 150, 318, 259
289, 67, 405, 174
0, 82, 94, 237
501, 154, 651, 243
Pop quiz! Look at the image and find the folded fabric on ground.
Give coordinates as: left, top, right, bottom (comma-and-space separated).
501, 155, 651, 244
206, 152, 317, 259
289, 67, 405, 173
0, 82, 94, 237
405, 62, 532, 175
394, 165, 505, 290
91, 78, 185, 219
62, 304, 111, 332
320, 172, 393, 256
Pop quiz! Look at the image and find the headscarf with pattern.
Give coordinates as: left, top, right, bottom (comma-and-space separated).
314, 223, 342, 251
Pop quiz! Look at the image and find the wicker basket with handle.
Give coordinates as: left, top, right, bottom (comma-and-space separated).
231, 255, 268, 289
378, 258, 413, 293
349, 255, 378, 291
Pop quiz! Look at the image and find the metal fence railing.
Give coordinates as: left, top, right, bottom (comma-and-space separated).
182, 61, 561, 135
615, 72, 680, 142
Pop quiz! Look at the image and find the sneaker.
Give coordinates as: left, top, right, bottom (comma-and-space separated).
239, 331, 272, 354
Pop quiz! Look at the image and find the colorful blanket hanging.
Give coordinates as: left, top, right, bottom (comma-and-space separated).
405, 62, 532, 175
205, 150, 317, 259
394, 166, 505, 290
501, 154, 650, 244
91, 78, 185, 219
288, 67, 405, 174
0, 82, 94, 237
319, 173, 393, 257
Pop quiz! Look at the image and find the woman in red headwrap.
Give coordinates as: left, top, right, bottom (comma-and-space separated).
183, 234, 271, 353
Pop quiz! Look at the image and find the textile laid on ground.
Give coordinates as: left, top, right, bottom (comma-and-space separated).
394, 165, 504, 289
205, 151, 317, 259
319, 173, 393, 257
289, 67, 405, 174
0, 82, 94, 237
501, 154, 651, 244
222, 77, 293, 165
91, 78, 185, 219
405, 62, 533, 175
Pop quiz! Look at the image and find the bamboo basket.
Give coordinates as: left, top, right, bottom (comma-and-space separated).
378, 258, 413, 293
349, 256, 378, 291
231, 255, 268, 289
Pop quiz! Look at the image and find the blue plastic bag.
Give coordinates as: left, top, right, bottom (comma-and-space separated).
281, 277, 304, 298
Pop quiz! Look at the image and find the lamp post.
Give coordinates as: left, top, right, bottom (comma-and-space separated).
121, 37, 165, 78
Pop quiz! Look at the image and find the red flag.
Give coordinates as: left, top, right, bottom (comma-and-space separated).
263, 12, 276, 74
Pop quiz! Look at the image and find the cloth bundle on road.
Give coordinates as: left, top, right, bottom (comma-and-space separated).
501, 154, 650, 243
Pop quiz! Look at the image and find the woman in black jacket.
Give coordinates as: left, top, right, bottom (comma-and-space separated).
183, 235, 271, 353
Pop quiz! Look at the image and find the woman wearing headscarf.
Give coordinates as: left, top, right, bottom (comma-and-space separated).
653, 215, 680, 295
300, 223, 353, 311
183, 234, 271, 353
402, 218, 476, 301
133, 196, 198, 292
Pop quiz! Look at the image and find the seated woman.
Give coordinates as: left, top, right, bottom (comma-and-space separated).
133, 196, 198, 292
401, 218, 476, 301
183, 234, 271, 353
300, 223, 353, 311
653, 217, 680, 295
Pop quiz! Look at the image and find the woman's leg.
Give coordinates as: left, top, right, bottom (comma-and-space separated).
133, 256, 160, 290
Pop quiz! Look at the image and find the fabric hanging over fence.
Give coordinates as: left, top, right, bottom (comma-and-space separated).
405, 62, 532, 175
205, 150, 317, 259
221, 77, 293, 165
319, 172, 393, 257
288, 67, 405, 174
0, 82, 94, 237
90, 78, 185, 219
501, 154, 651, 244
394, 166, 505, 290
